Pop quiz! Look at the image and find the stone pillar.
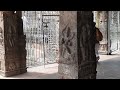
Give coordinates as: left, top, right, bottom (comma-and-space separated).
77, 11, 96, 79
58, 11, 96, 79
0, 12, 5, 74
96, 11, 100, 28
0, 11, 26, 77
99, 11, 108, 53
58, 11, 78, 79
16, 11, 27, 74
93, 11, 108, 53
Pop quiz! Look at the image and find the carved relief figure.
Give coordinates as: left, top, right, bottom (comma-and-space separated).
6, 62, 17, 71
0, 27, 3, 46
5, 14, 17, 48
60, 24, 75, 61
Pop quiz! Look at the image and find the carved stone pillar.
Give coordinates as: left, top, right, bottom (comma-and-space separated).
99, 11, 108, 53
58, 11, 96, 79
77, 11, 96, 79
16, 11, 27, 74
0, 11, 26, 77
58, 11, 78, 79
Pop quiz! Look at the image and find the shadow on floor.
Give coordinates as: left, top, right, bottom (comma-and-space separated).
0, 63, 59, 79
0, 72, 59, 79
97, 56, 120, 79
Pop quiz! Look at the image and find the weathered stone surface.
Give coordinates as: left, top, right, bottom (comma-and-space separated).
0, 11, 96, 78
16, 11, 27, 74
0, 11, 26, 77
77, 11, 96, 79
94, 11, 108, 52
98, 11, 108, 52
0, 11, 5, 72
58, 11, 78, 79
58, 64, 78, 79
59, 11, 96, 79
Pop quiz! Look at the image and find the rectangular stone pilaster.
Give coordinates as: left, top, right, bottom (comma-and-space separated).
58, 11, 78, 79
77, 11, 96, 79
94, 11, 108, 53
0, 11, 27, 77
0, 12, 5, 74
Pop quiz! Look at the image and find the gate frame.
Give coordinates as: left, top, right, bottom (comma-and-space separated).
22, 12, 60, 68
41, 14, 60, 66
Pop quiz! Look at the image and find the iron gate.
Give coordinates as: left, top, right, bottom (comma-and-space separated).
108, 11, 119, 54
22, 11, 59, 67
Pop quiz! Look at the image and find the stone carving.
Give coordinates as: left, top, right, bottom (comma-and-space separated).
9, 35, 16, 48
7, 17, 17, 48
0, 27, 3, 46
77, 11, 96, 79
3, 13, 17, 49
0, 61, 1, 70
0, 26, 4, 71
60, 24, 76, 64
0, 11, 27, 76
6, 62, 17, 71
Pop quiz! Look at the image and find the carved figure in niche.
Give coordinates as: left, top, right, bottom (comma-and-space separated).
4, 12, 17, 34
79, 24, 88, 62
0, 27, 3, 46
60, 24, 75, 59
8, 62, 16, 71
6, 15, 17, 47
8, 32, 15, 47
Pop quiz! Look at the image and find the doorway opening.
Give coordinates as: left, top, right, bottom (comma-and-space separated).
21, 11, 60, 79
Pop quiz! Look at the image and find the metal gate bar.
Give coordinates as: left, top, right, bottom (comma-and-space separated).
42, 15, 59, 64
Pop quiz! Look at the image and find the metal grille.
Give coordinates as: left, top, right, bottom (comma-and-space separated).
22, 11, 59, 67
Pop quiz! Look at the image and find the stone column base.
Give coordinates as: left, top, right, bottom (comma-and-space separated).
0, 67, 27, 77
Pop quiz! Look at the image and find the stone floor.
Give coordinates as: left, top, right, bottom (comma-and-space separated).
0, 63, 59, 79
97, 54, 120, 79
1, 54, 120, 79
